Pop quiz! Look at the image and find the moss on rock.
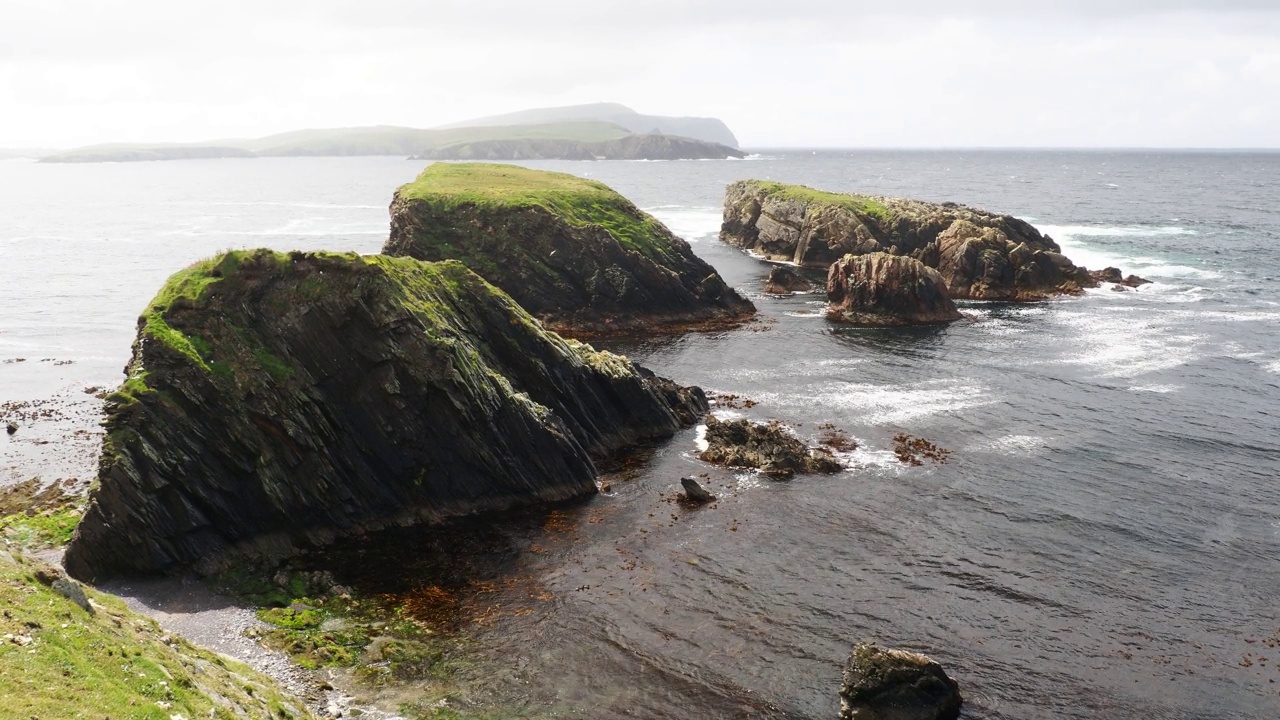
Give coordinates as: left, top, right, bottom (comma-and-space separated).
66, 250, 707, 581
385, 163, 754, 336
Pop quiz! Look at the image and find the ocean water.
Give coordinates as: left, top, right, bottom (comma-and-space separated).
1, 151, 1278, 718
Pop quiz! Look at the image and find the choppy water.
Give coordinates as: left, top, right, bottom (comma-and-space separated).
2, 151, 1278, 718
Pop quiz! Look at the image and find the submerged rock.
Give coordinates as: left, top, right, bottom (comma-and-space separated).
839, 643, 962, 720
64, 250, 707, 580
1090, 266, 1151, 287
826, 253, 963, 326
721, 180, 1099, 300
762, 265, 813, 294
700, 416, 842, 478
384, 163, 755, 337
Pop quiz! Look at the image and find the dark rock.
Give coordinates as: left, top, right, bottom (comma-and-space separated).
839, 643, 962, 720
384, 163, 755, 338
51, 577, 94, 614
1089, 267, 1152, 289
763, 266, 813, 294
700, 416, 842, 479
1090, 266, 1124, 284
826, 253, 963, 327
680, 476, 715, 504
5, 422, 15, 435
64, 250, 707, 581
721, 180, 1096, 300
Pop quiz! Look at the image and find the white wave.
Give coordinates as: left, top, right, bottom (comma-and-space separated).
1128, 384, 1181, 393
1054, 310, 1205, 378
772, 379, 995, 425
1266, 360, 1280, 376
645, 207, 721, 242
1037, 224, 1196, 239
783, 309, 826, 318
966, 434, 1049, 455
694, 424, 709, 452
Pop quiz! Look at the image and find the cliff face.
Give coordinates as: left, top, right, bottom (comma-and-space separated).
64, 251, 707, 581
721, 181, 1094, 301
384, 163, 755, 337
424, 134, 745, 161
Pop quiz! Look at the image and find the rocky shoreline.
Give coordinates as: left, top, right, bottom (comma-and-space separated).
1, 168, 1156, 719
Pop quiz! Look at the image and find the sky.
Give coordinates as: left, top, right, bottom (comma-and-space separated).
2, 0, 1279, 149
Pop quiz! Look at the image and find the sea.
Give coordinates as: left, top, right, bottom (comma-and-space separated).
1, 150, 1278, 719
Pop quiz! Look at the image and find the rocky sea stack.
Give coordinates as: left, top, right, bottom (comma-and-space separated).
384, 163, 755, 337
721, 180, 1095, 301
827, 253, 963, 326
64, 250, 707, 581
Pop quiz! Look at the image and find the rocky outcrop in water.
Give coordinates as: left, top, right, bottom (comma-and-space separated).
64, 250, 707, 581
1089, 266, 1151, 288
384, 163, 755, 337
826, 253, 963, 326
839, 643, 962, 720
763, 266, 813, 294
700, 416, 841, 478
721, 180, 1097, 300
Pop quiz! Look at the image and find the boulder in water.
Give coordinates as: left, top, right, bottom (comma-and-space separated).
839, 642, 962, 720
700, 416, 841, 478
763, 265, 813, 294
826, 253, 963, 327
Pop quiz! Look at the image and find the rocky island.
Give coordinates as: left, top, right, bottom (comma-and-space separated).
64, 250, 707, 581
384, 163, 756, 336
422, 132, 745, 161
721, 180, 1096, 301
826, 253, 963, 326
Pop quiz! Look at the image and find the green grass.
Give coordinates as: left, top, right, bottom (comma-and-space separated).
396, 163, 677, 262
0, 552, 314, 719
749, 180, 891, 220
0, 507, 82, 549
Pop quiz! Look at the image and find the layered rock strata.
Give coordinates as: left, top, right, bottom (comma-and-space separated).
721, 180, 1096, 300
385, 163, 755, 337
65, 250, 706, 580
826, 253, 963, 326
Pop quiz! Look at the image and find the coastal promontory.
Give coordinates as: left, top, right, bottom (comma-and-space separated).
721, 180, 1094, 301
63, 250, 707, 580
384, 163, 756, 336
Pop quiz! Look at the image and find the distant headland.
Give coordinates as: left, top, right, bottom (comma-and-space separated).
35, 103, 743, 163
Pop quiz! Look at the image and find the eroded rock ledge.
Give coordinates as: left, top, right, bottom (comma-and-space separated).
384, 163, 755, 337
721, 180, 1096, 301
65, 250, 707, 581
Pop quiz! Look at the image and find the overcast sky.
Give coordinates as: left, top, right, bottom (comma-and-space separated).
2, 0, 1279, 148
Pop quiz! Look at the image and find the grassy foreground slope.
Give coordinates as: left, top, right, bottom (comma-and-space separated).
0, 551, 314, 719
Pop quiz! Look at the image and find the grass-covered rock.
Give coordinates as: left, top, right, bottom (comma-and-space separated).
384, 163, 755, 336
721, 180, 1098, 300
65, 250, 707, 580
0, 550, 313, 719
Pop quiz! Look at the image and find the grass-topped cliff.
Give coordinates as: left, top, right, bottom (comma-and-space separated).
385, 164, 754, 336
66, 250, 706, 580
0, 551, 313, 719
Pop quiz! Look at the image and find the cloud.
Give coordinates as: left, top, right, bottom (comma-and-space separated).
0, 1, 1278, 147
